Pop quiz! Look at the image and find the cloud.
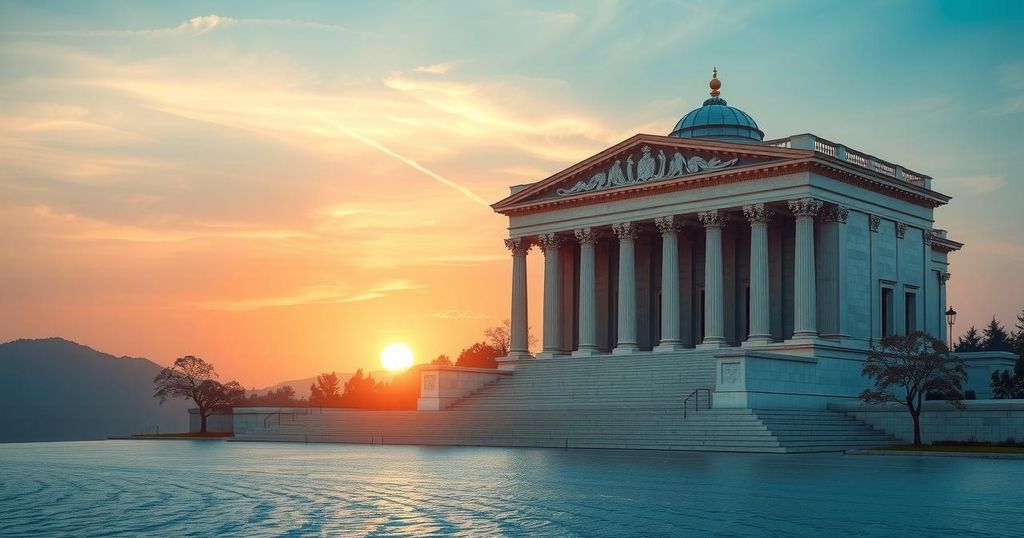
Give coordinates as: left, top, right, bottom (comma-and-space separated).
0, 14, 359, 38
198, 279, 425, 310
432, 309, 489, 319
414, 61, 458, 74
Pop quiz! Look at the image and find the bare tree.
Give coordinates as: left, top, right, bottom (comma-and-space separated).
153, 356, 244, 433
860, 332, 966, 446
431, 354, 452, 366
484, 319, 538, 355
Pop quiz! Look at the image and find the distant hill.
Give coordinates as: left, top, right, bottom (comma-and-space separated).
0, 338, 190, 442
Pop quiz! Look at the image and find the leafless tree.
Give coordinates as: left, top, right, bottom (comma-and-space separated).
484, 319, 538, 355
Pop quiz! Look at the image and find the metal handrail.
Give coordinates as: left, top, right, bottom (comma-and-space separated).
683, 388, 712, 418
262, 407, 310, 428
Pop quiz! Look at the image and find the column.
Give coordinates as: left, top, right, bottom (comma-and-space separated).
503, 237, 532, 361
538, 233, 565, 358
789, 198, 823, 340
574, 228, 600, 357
818, 204, 848, 339
612, 222, 639, 354
742, 204, 773, 345
698, 210, 726, 347
655, 216, 684, 351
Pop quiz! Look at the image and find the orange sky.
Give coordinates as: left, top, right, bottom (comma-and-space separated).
1, 4, 1022, 387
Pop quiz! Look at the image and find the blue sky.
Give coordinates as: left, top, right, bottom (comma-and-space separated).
1, 0, 1021, 383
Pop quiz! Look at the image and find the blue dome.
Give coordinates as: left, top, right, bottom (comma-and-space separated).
669, 72, 764, 144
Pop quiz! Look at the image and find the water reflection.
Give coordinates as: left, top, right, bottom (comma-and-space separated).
0, 441, 1021, 536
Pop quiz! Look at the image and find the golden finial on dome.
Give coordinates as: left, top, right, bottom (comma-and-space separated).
709, 67, 721, 97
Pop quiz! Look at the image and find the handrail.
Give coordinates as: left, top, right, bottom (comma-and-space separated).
262, 407, 310, 428
683, 388, 712, 418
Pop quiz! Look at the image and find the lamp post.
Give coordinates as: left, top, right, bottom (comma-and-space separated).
945, 307, 957, 350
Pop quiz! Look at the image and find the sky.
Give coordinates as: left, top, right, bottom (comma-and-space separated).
1, 0, 1022, 387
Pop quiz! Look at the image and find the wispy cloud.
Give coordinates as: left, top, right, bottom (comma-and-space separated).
432, 309, 489, 319
0, 14, 359, 38
198, 279, 424, 310
944, 175, 1007, 195
414, 61, 458, 74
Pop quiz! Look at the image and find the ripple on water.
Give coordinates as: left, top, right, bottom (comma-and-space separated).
0, 441, 1022, 536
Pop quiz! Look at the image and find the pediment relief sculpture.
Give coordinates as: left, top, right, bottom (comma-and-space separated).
556, 145, 740, 196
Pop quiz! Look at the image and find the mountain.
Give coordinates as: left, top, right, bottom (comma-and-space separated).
0, 338, 191, 442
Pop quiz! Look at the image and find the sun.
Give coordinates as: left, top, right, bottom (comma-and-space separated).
380, 342, 414, 372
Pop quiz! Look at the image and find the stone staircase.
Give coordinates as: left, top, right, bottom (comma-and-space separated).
234, 351, 898, 453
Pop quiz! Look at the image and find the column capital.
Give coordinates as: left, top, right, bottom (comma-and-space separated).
654, 215, 683, 235
698, 210, 726, 229
574, 227, 601, 245
612, 221, 640, 240
504, 237, 532, 255
939, 272, 951, 284
869, 214, 881, 233
788, 197, 823, 218
742, 203, 775, 224
819, 204, 849, 224
538, 233, 565, 253
895, 222, 907, 239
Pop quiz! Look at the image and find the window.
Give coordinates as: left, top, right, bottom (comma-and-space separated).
905, 291, 916, 334
881, 287, 894, 337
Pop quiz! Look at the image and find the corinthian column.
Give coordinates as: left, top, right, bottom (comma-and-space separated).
538, 233, 565, 358
574, 228, 600, 357
504, 237, 532, 361
743, 204, 774, 345
699, 210, 726, 347
612, 222, 639, 354
655, 216, 684, 352
789, 198, 823, 340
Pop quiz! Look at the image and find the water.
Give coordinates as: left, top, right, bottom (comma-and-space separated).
0, 441, 1021, 537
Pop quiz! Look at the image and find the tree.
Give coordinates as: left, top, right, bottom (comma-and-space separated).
990, 370, 1024, 399
483, 319, 538, 356
340, 369, 380, 408
153, 356, 244, 433
310, 372, 343, 407
982, 317, 1012, 352
455, 342, 501, 369
431, 354, 452, 366
1012, 309, 1024, 359
860, 332, 966, 446
243, 385, 303, 407
953, 326, 983, 352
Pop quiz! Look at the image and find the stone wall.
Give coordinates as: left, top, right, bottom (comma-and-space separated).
832, 400, 1024, 443
188, 409, 234, 433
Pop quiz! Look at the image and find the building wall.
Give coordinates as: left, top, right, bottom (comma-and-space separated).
834, 401, 1024, 444
188, 409, 234, 433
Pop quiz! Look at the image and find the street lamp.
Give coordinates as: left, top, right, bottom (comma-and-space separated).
945, 307, 957, 349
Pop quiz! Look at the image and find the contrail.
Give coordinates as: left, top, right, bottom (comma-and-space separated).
318, 114, 491, 207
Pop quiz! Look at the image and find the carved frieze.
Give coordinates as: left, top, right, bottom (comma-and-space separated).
556, 145, 740, 196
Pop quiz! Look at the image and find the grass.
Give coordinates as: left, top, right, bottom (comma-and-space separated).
130, 432, 232, 438
876, 444, 1024, 454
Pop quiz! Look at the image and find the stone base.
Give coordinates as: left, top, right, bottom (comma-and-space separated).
612, 344, 640, 355
572, 347, 600, 358
496, 352, 532, 371
741, 337, 773, 347
536, 350, 568, 359
654, 341, 686, 353
697, 339, 725, 350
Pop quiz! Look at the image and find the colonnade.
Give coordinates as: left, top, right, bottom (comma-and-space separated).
504, 198, 832, 358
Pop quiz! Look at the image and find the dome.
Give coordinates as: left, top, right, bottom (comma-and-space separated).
669, 69, 764, 144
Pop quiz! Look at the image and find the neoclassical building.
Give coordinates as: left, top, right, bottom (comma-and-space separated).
491, 71, 966, 408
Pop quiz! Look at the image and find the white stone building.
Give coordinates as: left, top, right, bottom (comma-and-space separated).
491, 71, 972, 409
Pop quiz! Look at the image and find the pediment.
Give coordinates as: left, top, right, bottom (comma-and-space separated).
493, 134, 810, 213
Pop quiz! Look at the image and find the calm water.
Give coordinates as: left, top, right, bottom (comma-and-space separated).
0, 441, 1021, 537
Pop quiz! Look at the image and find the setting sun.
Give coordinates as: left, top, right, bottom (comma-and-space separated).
380, 343, 414, 372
